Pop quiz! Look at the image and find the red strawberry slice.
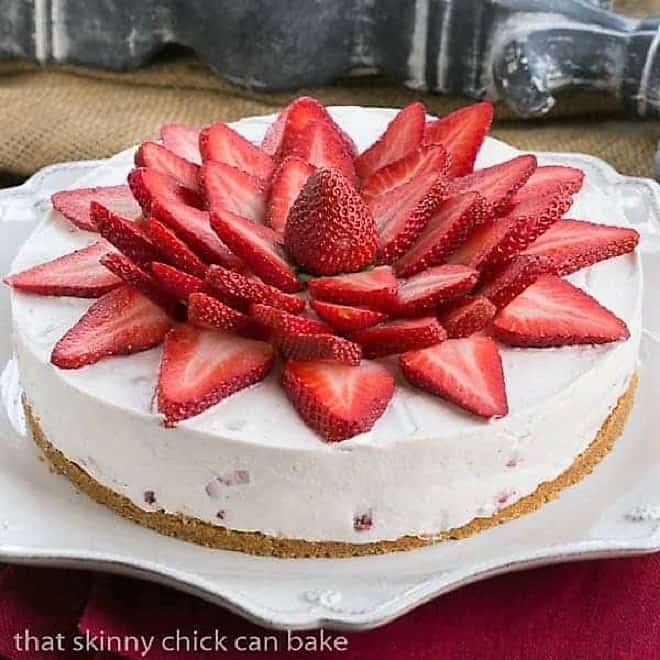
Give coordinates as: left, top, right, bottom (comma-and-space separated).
199, 161, 267, 223
447, 154, 537, 216
492, 275, 629, 347
519, 219, 640, 276
160, 123, 202, 165
394, 191, 484, 277
135, 141, 200, 192
309, 299, 387, 333
281, 359, 395, 442
128, 168, 202, 214
209, 211, 302, 292
439, 295, 497, 338
250, 303, 330, 335
308, 266, 398, 308
157, 325, 275, 426
361, 143, 449, 200
51, 285, 172, 369
389, 265, 478, 317
91, 202, 162, 266
512, 165, 584, 205
356, 102, 426, 181
206, 265, 305, 313
188, 292, 268, 340
400, 336, 508, 417
284, 168, 377, 276
276, 332, 362, 365
348, 316, 446, 358
199, 122, 274, 181
150, 197, 244, 271
423, 102, 494, 176
150, 262, 208, 300
51, 185, 142, 232
5, 242, 121, 298
267, 156, 315, 235
145, 217, 208, 278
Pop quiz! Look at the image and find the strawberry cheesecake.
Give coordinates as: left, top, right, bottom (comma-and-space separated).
5, 99, 641, 557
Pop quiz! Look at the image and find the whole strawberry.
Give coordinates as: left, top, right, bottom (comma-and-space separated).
284, 168, 377, 276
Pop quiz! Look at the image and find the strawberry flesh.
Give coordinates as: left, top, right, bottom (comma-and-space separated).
160, 123, 202, 165
308, 266, 398, 308
145, 217, 208, 278
267, 156, 315, 236
250, 303, 330, 335
309, 299, 387, 333
439, 295, 497, 338
128, 168, 202, 214
512, 165, 584, 205
150, 262, 208, 300
188, 292, 268, 340
276, 332, 363, 365
135, 141, 200, 192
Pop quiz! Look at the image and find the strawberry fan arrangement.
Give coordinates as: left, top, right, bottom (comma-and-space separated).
5, 98, 640, 442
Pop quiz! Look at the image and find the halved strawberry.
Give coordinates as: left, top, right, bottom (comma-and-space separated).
250, 303, 330, 335
199, 161, 267, 223
356, 102, 426, 181
157, 325, 275, 426
519, 219, 640, 276
400, 336, 508, 417
394, 191, 484, 277
281, 359, 395, 442
145, 217, 208, 278
135, 142, 200, 192
5, 242, 121, 298
199, 122, 274, 181
276, 332, 362, 365
388, 265, 478, 317
511, 165, 584, 205
348, 316, 446, 358
447, 154, 537, 216
150, 197, 244, 271
160, 123, 202, 165
128, 168, 202, 214
206, 265, 305, 313
309, 299, 387, 332
267, 156, 316, 235
424, 101, 494, 176
209, 211, 302, 292
51, 285, 172, 369
439, 295, 497, 338
150, 262, 208, 300
493, 275, 629, 347
307, 266, 398, 308
284, 168, 377, 275
188, 292, 267, 340
91, 202, 161, 266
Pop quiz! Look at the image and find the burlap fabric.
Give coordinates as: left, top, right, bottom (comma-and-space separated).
0, 0, 658, 181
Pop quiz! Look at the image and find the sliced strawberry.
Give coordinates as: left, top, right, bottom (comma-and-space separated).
91, 202, 162, 266
423, 102, 494, 176
447, 154, 537, 216
308, 266, 398, 308
250, 303, 330, 335
439, 295, 497, 338
356, 102, 426, 181
394, 191, 484, 277
276, 332, 362, 365
199, 122, 274, 181
160, 123, 202, 165
150, 197, 244, 271
5, 242, 121, 298
512, 165, 584, 205
400, 336, 508, 417
267, 156, 315, 235
309, 299, 387, 333
348, 316, 446, 358
128, 167, 202, 214
51, 185, 142, 232
281, 359, 395, 442
157, 325, 275, 426
206, 265, 305, 313
51, 285, 172, 369
145, 217, 208, 278
188, 292, 267, 340
209, 211, 302, 292
492, 275, 629, 347
199, 161, 267, 223
284, 168, 377, 276
135, 142, 200, 193
150, 262, 208, 300
519, 219, 639, 276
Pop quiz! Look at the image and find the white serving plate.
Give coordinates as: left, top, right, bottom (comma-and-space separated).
1, 109, 660, 631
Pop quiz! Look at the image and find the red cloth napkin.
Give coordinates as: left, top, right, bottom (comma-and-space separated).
1, 554, 658, 659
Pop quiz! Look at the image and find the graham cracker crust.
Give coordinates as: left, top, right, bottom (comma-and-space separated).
23, 374, 637, 559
